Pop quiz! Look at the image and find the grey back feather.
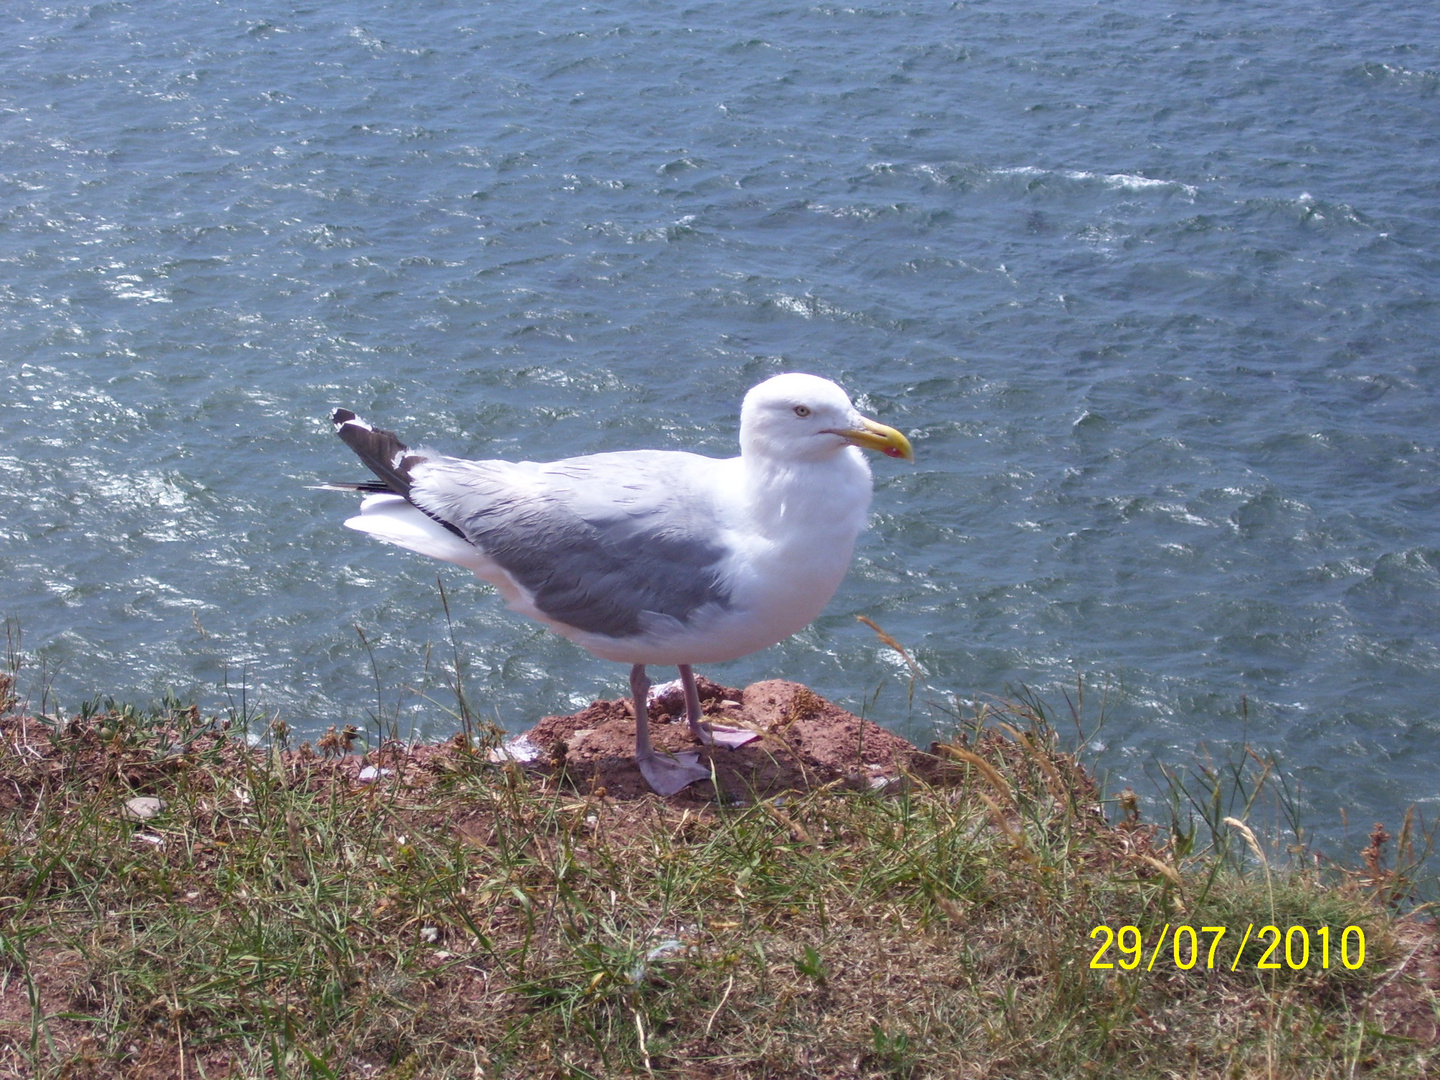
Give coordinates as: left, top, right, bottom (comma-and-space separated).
412, 451, 734, 638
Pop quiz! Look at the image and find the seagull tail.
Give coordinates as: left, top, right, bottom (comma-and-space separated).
331, 409, 427, 498
330, 410, 469, 541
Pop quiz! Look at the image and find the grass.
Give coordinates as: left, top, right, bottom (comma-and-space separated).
0, 664, 1435, 1078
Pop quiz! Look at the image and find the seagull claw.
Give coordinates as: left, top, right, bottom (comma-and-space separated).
637, 749, 712, 796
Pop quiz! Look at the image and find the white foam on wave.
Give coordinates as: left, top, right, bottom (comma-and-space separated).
991, 165, 1197, 198
1090, 171, 1194, 196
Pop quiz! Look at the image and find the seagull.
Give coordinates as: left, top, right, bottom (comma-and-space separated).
327, 372, 913, 795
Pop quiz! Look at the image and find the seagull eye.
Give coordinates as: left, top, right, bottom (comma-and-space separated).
793, 405, 812, 418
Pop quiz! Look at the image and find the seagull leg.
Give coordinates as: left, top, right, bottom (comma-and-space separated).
632, 663, 709, 795
677, 664, 759, 750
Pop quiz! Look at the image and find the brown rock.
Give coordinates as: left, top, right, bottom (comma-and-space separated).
521, 678, 917, 803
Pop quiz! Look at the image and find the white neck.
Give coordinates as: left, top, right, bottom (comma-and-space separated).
740, 444, 873, 542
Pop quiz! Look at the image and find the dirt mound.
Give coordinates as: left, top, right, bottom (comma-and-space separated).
522, 677, 918, 803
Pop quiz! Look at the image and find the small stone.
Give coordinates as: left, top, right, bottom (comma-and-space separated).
868, 774, 909, 796
122, 796, 164, 822
647, 678, 684, 704
487, 735, 542, 764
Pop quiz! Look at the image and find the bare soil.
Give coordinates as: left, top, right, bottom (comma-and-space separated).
521, 676, 919, 804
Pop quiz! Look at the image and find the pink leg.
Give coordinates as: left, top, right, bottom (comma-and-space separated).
632, 663, 709, 795
677, 664, 759, 750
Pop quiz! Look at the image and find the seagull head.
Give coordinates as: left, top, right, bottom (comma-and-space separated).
739, 372, 914, 465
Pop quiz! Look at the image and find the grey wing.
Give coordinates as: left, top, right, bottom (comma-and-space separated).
409, 451, 734, 638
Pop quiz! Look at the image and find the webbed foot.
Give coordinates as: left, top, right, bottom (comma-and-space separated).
695, 723, 760, 750
637, 748, 713, 795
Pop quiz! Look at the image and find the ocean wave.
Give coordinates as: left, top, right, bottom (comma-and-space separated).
992, 165, 1198, 199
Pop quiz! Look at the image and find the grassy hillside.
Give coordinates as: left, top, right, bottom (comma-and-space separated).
0, 672, 1435, 1078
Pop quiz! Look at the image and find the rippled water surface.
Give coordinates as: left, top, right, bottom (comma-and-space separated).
3, 0, 1439, 851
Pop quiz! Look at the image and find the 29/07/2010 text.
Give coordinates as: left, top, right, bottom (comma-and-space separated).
1090, 924, 1366, 972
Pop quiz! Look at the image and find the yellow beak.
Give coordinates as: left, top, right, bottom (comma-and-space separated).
836, 417, 915, 462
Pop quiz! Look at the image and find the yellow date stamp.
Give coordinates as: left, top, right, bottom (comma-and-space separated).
1090, 924, 1366, 972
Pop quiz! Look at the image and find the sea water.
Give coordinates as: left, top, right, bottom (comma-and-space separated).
2, 0, 1438, 857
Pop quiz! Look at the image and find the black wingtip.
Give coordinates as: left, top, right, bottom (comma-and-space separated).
327, 410, 468, 540
314, 480, 393, 493
330, 408, 420, 497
